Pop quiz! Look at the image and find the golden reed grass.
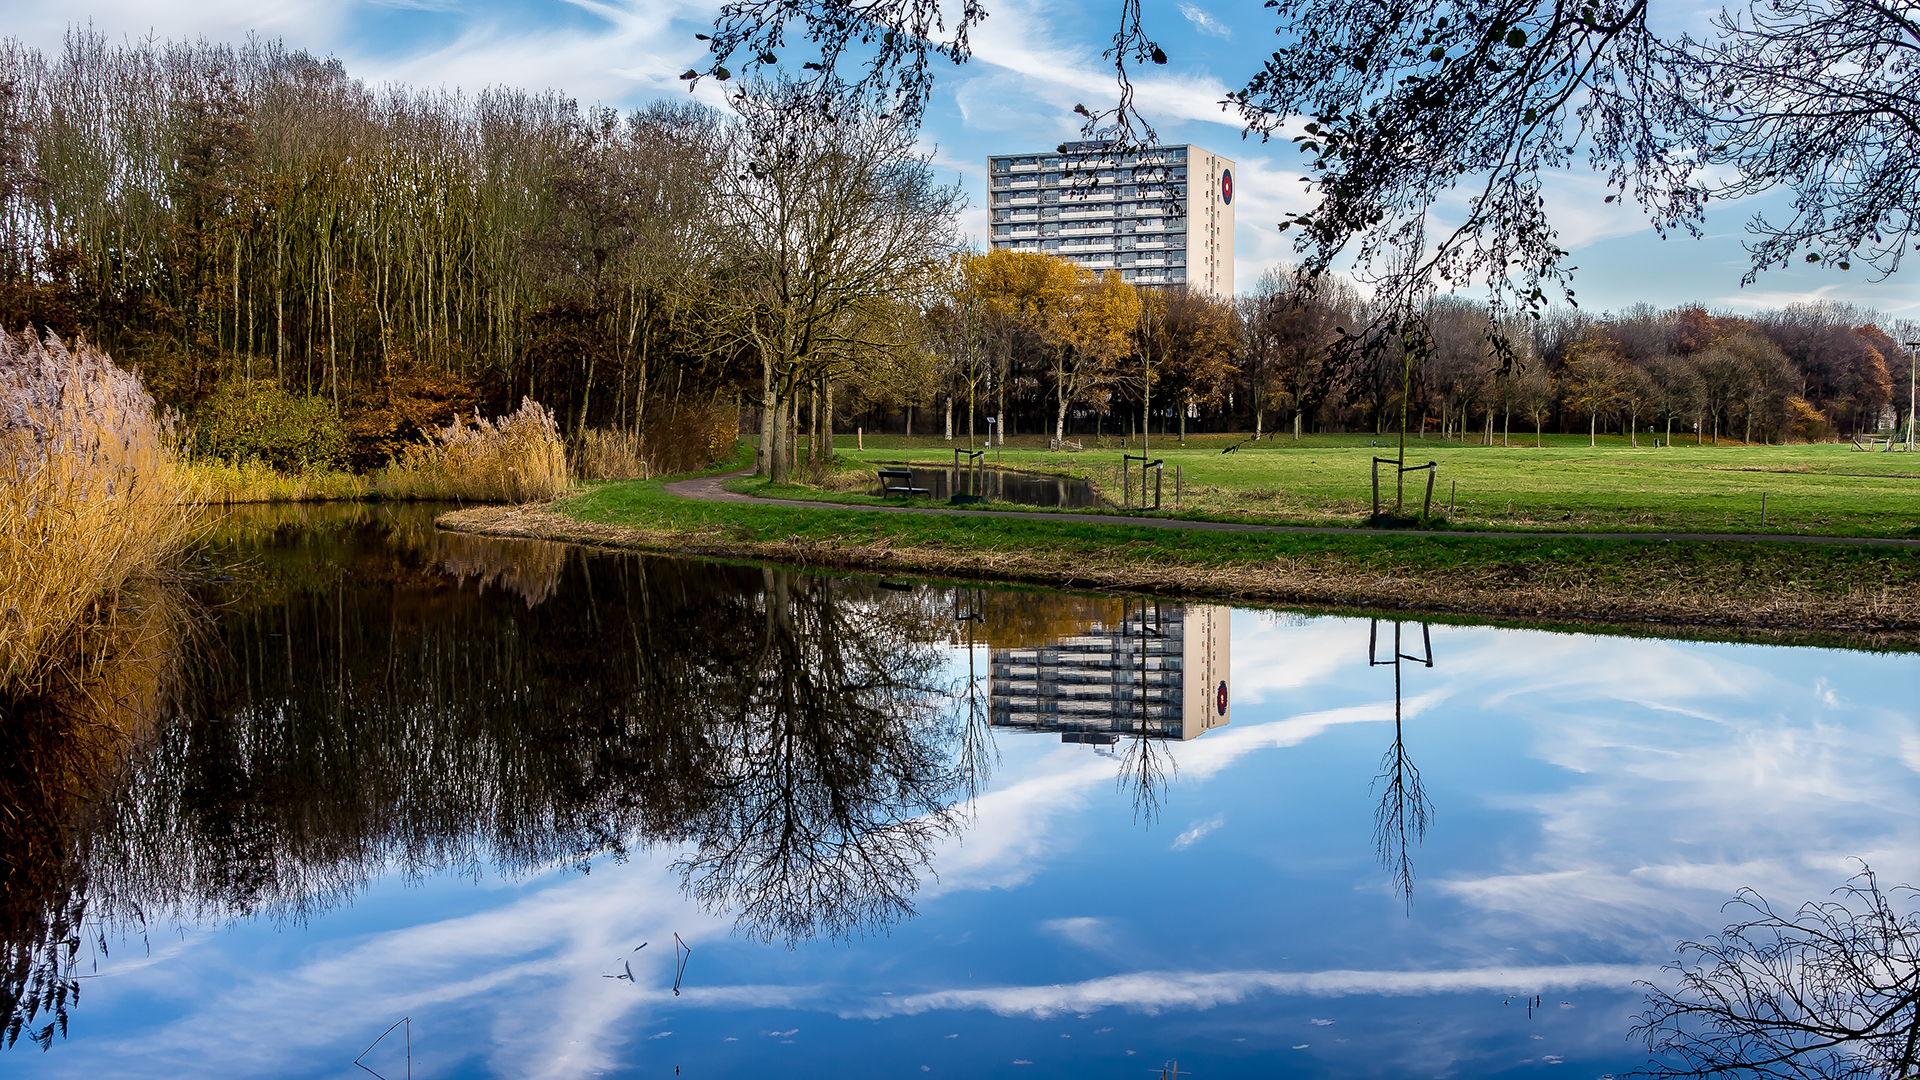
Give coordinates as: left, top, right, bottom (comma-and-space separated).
0, 329, 198, 698
187, 457, 368, 504
380, 397, 570, 502
572, 427, 649, 481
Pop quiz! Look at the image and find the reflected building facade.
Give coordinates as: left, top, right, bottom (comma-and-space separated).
988, 603, 1230, 743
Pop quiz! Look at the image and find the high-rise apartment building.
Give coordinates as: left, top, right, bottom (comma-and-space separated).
986, 141, 1235, 297
988, 603, 1231, 744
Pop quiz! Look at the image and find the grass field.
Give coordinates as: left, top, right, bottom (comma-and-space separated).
433, 444, 1920, 643
772, 432, 1920, 538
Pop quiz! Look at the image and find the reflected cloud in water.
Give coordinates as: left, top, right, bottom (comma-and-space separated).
1, 503, 1915, 1079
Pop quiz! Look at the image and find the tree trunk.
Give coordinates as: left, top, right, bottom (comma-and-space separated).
1294, 411, 1302, 441
823, 379, 835, 462
1590, 412, 1596, 447
757, 352, 775, 479
945, 394, 953, 441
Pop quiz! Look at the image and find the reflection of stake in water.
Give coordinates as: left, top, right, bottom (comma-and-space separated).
353, 1016, 410, 1080
600, 936, 688, 994
602, 942, 647, 982
1368, 620, 1435, 911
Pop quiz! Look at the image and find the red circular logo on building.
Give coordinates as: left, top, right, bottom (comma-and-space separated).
1220, 170, 1233, 205
1216, 681, 1229, 715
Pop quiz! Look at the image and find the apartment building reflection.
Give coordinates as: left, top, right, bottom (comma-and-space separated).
988, 602, 1230, 744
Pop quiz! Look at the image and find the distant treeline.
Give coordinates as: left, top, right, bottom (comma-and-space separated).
0, 30, 1910, 469
1234, 278, 1915, 445
0, 31, 743, 468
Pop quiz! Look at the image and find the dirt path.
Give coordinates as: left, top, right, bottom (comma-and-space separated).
665, 471, 1920, 548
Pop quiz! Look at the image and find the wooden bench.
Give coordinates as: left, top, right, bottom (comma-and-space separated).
877, 468, 929, 497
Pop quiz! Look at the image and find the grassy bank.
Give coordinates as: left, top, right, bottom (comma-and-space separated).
801, 433, 1920, 537
435, 449, 1920, 646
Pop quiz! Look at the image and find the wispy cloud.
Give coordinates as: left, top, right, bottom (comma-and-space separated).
1172, 813, 1224, 849
855, 964, 1656, 1019
1178, 3, 1233, 38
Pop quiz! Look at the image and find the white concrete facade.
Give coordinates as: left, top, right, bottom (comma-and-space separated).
986, 141, 1236, 298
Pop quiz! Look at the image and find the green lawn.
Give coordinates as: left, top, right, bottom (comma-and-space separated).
787, 432, 1920, 537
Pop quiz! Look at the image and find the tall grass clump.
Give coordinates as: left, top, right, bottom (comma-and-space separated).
381, 398, 570, 502
0, 329, 196, 697
573, 427, 649, 480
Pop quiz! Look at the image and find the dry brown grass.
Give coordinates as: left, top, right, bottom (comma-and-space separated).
0, 330, 198, 697
379, 397, 570, 502
572, 427, 649, 481
187, 457, 370, 503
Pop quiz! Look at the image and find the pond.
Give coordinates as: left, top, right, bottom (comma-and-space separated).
3, 503, 1916, 1079
872, 466, 1103, 508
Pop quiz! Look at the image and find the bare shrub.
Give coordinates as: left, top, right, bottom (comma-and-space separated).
380, 398, 570, 502
642, 403, 739, 476
1632, 864, 1920, 1079
0, 329, 196, 697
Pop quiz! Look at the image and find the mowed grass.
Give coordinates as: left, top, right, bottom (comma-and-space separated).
806, 432, 1920, 537
555, 466, 1920, 626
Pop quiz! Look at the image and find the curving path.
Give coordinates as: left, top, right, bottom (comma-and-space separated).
662, 470, 1920, 548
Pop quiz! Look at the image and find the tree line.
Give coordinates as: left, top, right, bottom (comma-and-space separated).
3, 29, 1911, 480
0, 31, 962, 475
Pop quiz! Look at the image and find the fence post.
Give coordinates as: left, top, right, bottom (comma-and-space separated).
1422, 463, 1436, 519
1371, 458, 1381, 520
1154, 462, 1163, 510
1123, 458, 1131, 508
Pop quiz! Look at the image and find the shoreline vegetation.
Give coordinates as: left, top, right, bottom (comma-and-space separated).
434, 444, 1920, 649
0, 330, 196, 702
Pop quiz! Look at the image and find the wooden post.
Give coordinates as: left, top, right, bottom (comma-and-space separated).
1421, 462, 1436, 519
1123, 459, 1131, 508
1449, 478, 1456, 513
1371, 458, 1381, 520
1154, 462, 1163, 510
1762, 492, 1768, 527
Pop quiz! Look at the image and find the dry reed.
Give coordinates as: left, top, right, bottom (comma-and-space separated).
0, 329, 198, 697
572, 427, 649, 481
188, 457, 370, 503
379, 398, 570, 502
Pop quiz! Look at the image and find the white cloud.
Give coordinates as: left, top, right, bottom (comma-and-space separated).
1171, 813, 1224, 849
1178, 4, 1233, 38
856, 964, 1655, 1019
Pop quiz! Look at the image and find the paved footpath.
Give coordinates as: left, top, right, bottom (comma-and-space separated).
663, 471, 1920, 548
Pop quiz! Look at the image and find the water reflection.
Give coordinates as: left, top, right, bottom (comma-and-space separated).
1, 511, 1250, 1048
871, 467, 1103, 508
987, 597, 1231, 822
1634, 864, 1920, 1079
1368, 620, 1435, 910
8, 509, 1909, 1077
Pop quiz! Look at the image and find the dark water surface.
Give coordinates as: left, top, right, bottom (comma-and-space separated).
4, 503, 1916, 1078
871, 467, 1102, 508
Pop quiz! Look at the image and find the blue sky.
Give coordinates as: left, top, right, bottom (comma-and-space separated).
8, 0, 1915, 318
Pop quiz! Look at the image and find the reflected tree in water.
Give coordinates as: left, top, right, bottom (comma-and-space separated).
675, 568, 968, 944
2, 513, 992, 1046
1369, 619, 1434, 910
1117, 598, 1178, 825
1631, 865, 1920, 1080
949, 588, 998, 805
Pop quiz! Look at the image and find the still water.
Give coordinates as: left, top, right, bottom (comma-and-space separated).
4, 503, 1916, 1078
871, 467, 1102, 508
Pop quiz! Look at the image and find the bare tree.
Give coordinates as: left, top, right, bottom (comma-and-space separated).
1631, 865, 1920, 1080
708, 79, 960, 483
